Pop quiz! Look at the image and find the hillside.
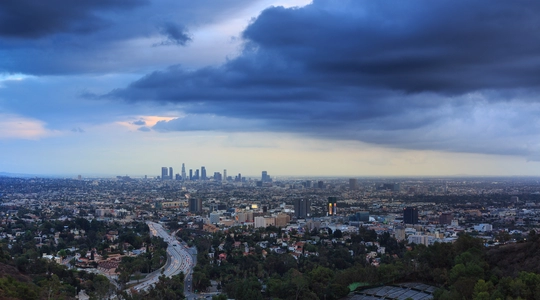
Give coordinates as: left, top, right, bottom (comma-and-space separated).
486, 238, 540, 276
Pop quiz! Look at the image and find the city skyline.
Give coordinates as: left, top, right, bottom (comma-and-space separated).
2, 1, 540, 177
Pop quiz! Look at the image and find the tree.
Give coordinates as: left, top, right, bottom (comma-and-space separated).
309, 266, 334, 299
226, 277, 263, 300
212, 294, 227, 300
0, 276, 39, 300
134, 271, 143, 283
146, 273, 185, 300
40, 274, 62, 300
92, 275, 115, 300
57, 249, 67, 259
193, 270, 211, 292
473, 279, 493, 300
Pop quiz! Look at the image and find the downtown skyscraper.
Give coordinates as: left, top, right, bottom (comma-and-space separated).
294, 198, 310, 219
201, 166, 206, 180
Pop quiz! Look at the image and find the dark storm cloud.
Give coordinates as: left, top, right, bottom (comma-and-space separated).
113, 0, 540, 98
240, 0, 540, 94
0, 0, 146, 38
0, 0, 256, 74
92, 0, 540, 158
154, 22, 191, 46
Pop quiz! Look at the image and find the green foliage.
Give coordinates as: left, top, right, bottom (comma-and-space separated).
193, 269, 211, 292
473, 279, 493, 300
212, 294, 227, 300
0, 276, 40, 300
116, 236, 168, 284
265, 253, 297, 276
145, 273, 185, 299
224, 276, 263, 300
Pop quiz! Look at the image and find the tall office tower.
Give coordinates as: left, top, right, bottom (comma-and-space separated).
201, 166, 206, 180
213, 172, 222, 181
194, 169, 200, 180
169, 167, 173, 180
181, 163, 186, 181
294, 198, 311, 219
318, 181, 325, 189
403, 207, 418, 224
189, 198, 203, 213
189, 169, 193, 180
262, 171, 267, 182
175, 174, 181, 180
349, 178, 358, 190
327, 197, 337, 216
223, 169, 227, 182
161, 167, 168, 180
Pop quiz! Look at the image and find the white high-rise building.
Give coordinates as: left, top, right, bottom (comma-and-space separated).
210, 213, 221, 224
408, 235, 429, 246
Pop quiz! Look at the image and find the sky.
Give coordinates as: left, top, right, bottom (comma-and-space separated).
1, 0, 540, 178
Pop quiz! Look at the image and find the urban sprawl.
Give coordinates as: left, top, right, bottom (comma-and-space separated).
1, 169, 540, 300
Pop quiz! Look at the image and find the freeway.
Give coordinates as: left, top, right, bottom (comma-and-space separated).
130, 222, 195, 294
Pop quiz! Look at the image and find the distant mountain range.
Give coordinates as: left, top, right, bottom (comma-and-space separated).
0, 172, 61, 178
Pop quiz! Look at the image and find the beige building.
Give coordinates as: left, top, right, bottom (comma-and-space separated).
162, 201, 182, 209
275, 213, 291, 227
254, 216, 276, 228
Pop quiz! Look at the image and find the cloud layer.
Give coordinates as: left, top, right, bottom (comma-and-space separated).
0, 0, 254, 74
109, 0, 540, 159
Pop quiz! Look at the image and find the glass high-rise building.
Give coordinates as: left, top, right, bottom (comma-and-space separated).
294, 198, 310, 219
349, 178, 358, 190
189, 198, 203, 213
161, 167, 168, 180
201, 166, 206, 180
328, 197, 337, 216
404, 207, 418, 224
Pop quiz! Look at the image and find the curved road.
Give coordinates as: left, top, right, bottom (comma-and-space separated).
130, 221, 195, 296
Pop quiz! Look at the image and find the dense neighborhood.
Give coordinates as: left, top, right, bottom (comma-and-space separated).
1, 175, 540, 299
